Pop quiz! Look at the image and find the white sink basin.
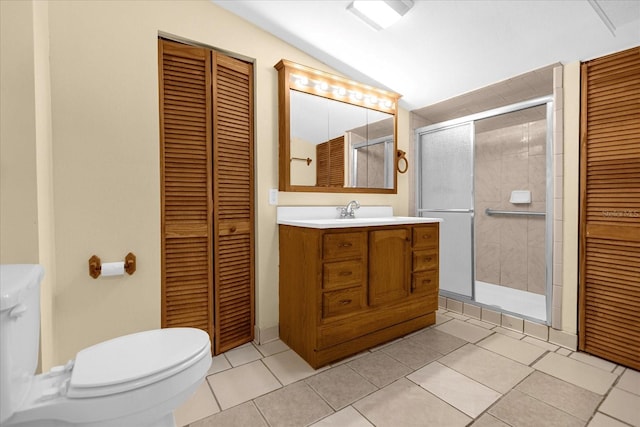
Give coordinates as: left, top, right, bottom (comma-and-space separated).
278, 216, 442, 229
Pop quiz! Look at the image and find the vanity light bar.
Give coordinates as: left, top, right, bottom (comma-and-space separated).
290, 73, 395, 109
350, 91, 363, 101
334, 87, 347, 97
293, 75, 309, 87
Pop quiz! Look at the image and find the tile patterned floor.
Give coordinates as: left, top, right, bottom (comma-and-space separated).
175, 309, 640, 427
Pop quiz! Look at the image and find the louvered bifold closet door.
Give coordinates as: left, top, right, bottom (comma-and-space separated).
158, 40, 214, 344
315, 137, 344, 187
329, 136, 345, 187
212, 52, 255, 354
316, 142, 329, 186
579, 47, 640, 370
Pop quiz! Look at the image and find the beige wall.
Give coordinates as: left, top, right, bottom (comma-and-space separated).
289, 137, 316, 186
2, 0, 409, 367
562, 62, 581, 334
1, 0, 57, 369
1, 0, 40, 265
33, 0, 57, 371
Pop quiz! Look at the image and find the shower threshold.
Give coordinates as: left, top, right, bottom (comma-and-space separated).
475, 281, 546, 322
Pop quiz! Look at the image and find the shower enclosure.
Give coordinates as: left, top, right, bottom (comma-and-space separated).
416, 97, 553, 323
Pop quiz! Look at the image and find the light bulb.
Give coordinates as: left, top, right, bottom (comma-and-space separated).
316, 81, 329, 91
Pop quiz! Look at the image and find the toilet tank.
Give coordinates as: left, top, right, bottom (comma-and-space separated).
0, 264, 44, 424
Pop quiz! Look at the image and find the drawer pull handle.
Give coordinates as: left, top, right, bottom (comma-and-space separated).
423, 257, 432, 262
230, 226, 237, 233
423, 235, 432, 239
339, 242, 353, 248
422, 279, 432, 284
339, 271, 353, 277
339, 299, 352, 305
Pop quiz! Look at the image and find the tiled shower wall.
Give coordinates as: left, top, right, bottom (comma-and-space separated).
355, 143, 385, 187
475, 119, 547, 295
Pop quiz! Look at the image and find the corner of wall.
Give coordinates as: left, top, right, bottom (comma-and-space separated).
552, 65, 565, 331
561, 61, 581, 335
32, 0, 57, 371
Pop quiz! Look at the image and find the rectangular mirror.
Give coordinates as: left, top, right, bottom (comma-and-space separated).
275, 59, 400, 193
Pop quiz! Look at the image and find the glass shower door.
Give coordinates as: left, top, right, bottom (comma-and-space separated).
417, 123, 474, 297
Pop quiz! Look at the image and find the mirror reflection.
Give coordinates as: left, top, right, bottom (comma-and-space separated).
276, 59, 400, 193
290, 91, 394, 189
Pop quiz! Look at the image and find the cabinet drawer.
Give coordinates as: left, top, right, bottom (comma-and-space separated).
323, 260, 364, 290
322, 287, 365, 319
413, 249, 438, 271
412, 270, 439, 294
323, 232, 366, 260
413, 225, 439, 249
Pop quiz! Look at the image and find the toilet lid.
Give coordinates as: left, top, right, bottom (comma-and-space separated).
68, 328, 210, 398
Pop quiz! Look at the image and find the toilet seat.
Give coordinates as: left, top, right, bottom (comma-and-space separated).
67, 328, 210, 398
4, 327, 211, 427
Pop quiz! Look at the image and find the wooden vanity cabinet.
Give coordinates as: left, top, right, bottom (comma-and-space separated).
279, 223, 439, 368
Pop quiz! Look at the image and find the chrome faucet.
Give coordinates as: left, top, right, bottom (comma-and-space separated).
338, 200, 360, 218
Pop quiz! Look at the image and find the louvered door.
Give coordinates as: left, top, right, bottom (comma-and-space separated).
316, 136, 344, 187
579, 46, 640, 370
159, 40, 213, 341
316, 141, 329, 186
159, 39, 254, 355
212, 53, 254, 353
329, 136, 345, 187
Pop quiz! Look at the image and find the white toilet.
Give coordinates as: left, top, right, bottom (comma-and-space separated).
0, 264, 212, 427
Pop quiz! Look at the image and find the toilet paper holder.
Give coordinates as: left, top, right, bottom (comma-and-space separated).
89, 252, 136, 279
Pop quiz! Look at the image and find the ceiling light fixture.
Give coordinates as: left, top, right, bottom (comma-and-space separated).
347, 0, 414, 30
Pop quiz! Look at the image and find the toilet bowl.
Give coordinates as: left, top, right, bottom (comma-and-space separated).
0, 265, 212, 427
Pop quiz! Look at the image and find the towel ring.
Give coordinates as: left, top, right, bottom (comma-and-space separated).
396, 150, 408, 174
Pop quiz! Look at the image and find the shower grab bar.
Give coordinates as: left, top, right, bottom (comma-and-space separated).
417, 208, 473, 213
485, 208, 545, 217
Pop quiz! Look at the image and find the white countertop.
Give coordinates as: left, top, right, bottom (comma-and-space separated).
276, 206, 443, 229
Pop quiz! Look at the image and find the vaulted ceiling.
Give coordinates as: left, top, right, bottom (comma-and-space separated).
213, 0, 640, 111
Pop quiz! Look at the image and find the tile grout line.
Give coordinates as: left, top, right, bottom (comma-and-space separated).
463, 370, 532, 426
586, 368, 635, 427
528, 349, 551, 366
309, 363, 379, 412
257, 354, 285, 388
191, 352, 232, 425
350, 404, 376, 427
513, 371, 601, 425
187, 329, 635, 427
248, 400, 272, 427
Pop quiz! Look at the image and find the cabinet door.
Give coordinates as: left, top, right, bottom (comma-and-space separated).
369, 228, 410, 306
213, 52, 255, 354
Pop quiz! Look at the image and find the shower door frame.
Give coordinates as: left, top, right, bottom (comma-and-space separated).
416, 95, 554, 325
351, 136, 395, 188
415, 122, 476, 298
